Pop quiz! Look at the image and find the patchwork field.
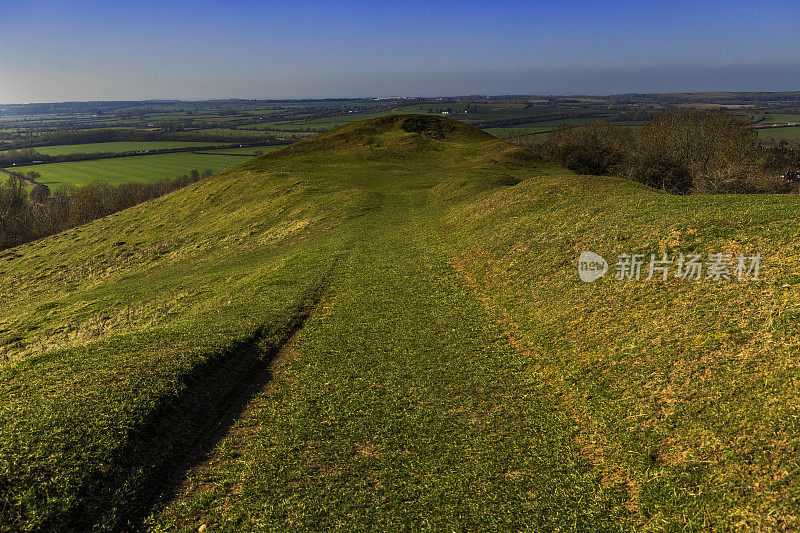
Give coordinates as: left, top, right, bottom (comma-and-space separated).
1, 115, 799, 530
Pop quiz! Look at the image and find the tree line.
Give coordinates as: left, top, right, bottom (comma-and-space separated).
524, 109, 800, 193
0, 143, 253, 167
0, 169, 212, 250
1, 128, 283, 150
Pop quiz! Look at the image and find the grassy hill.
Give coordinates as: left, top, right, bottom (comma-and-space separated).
1, 115, 799, 531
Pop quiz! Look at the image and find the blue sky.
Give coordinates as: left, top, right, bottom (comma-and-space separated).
1, 0, 799, 103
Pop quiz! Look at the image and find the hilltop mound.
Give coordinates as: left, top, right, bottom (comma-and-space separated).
266, 114, 496, 157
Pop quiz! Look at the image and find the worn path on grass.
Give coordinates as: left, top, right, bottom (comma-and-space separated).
150, 190, 630, 531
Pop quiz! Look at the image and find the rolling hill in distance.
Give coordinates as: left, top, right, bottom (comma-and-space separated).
1, 115, 799, 530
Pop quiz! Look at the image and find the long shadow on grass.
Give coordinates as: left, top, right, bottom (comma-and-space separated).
53, 265, 340, 532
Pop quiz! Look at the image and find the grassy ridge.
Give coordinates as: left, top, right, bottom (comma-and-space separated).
0, 143, 374, 529
151, 196, 628, 531
438, 169, 800, 528
1, 115, 799, 530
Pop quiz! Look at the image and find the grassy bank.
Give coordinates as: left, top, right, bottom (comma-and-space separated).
1, 115, 799, 530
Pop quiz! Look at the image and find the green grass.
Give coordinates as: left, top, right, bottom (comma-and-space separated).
757, 125, 800, 139
195, 145, 288, 156
9, 151, 260, 187
484, 125, 553, 137
762, 113, 800, 124
181, 128, 286, 139
240, 112, 401, 132
2, 115, 800, 530
3, 141, 221, 156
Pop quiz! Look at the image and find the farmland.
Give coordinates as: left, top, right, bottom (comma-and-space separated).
4, 94, 800, 193
762, 113, 800, 124
757, 125, 800, 140
11, 151, 265, 187
0, 97, 630, 190
2, 115, 800, 530
5, 141, 223, 156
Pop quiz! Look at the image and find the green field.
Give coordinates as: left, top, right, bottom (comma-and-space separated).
185, 127, 286, 138
2, 115, 800, 530
240, 112, 402, 132
10, 151, 260, 187
762, 113, 800, 124
5, 141, 222, 156
484, 125, 553, 137
196, 144, 287, 156
757, 125, 800, 139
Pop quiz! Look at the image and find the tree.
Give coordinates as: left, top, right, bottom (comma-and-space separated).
0, 176, 29, 246
29, 183, 50, 203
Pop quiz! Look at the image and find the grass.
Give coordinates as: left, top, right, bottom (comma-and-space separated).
2, 115, 800, 530
757, 125, 800, 139
484, 125, 553, 137
240, 112, 402, 132
184, 128, 289, 139
8, 151, 260, 187
762, 113, 800, 124
2, 141, 221, 156
195, 145, 287, 156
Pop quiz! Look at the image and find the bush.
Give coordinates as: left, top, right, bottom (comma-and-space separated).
29, 183, 50, 203
529, 109, 799, 194
541, 122, 632, 175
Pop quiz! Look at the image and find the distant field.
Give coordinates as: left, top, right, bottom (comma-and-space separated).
239, 122, 329, 131
11, 151, 258, 188
762, 113, 800, 124
3, 141, 220, 156
241, 111, 604, 135
241, 112, 398, 132
196, 144, 288, 155
184, 127, 285, 138
484, 126, 552, 137
483, 116, 635, 138
396, 103, 472, 113
757, 126, 800, 140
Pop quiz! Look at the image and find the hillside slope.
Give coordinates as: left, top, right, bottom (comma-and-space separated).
1, 115, 799, 530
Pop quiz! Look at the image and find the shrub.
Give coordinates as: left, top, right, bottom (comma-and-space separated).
529, 109, 799, 194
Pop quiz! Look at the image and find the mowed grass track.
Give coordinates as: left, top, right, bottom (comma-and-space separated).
10, 151, 260, 187
2, 115, 800, 530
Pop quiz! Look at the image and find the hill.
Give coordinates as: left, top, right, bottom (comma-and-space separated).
1, 115, 799, 530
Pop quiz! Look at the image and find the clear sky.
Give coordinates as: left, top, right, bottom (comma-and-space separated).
1, 0, 800, 103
